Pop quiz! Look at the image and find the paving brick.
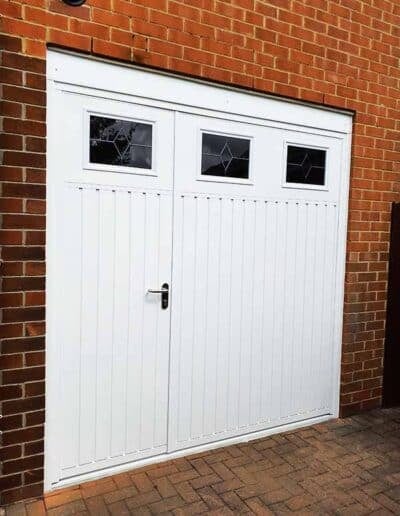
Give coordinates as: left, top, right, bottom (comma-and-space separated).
254, 472, 282, 492
107, 500, 130, 515
148, 495, 186, 513
336, 475, 364, 491
111, 473, 132, 489
174, 459, 193, 472
46, 500, 86, 516
127, 508, 151, 516
168, 470, 199, 485
336, 503, 370, 515
5, 503, 27, 516
190, 473, 221, 489
153, 477, 178, 498
268, 462, 294, 477
386, 485, 400, 501
220, 491, 249, 512
80, 478, 116, 498
224, 455, 254, 468
279, 477, 305, 496
313, 471, 338, 486
125, 490, 161, 510
173, 500, 208, 515
174, 481, 200, 503
267, 502, 290, 514
236, 480, 281, 500
189, 458, 214, 476
204, 451, 231, 465
206, 507, 234, 515
245, 497, 274, 515
361, 481, 390, 496
211, 477, 243, 493
209, 462, 235, 480
261, 488, 291, 505
6, 409, 400, 514
25, 501, 46, 516
146, 464, 179, 479
285, 493, 314, 511
103, 485, 138, 504
350, 489, 383, 512
244, 458, 274, 474
232, 466, 259, 485
84, 495, 109, 515
130, 472, 154, 493
197, 486, 225, 510
44, 490, 81, 509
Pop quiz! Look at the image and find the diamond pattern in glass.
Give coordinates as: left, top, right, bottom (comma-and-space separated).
220, 142, 233, 171
201, 133, 250, 179
286, 145, 326, 186
90, 115, 152, 169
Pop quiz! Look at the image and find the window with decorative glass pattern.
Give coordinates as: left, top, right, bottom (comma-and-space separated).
89, 115, 153, 169
201, 133, 250, 179
286, 145, 326, 186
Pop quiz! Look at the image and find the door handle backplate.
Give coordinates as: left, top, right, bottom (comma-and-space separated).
147, 283, 169, 309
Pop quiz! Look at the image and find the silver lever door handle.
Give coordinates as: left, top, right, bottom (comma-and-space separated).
147, 283, 169, 309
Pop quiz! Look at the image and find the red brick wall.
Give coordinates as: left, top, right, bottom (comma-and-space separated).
1, 33, 47, 504
1, 0, 399, 505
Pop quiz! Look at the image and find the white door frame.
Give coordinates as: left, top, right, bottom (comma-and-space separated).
45, 49, 352, 492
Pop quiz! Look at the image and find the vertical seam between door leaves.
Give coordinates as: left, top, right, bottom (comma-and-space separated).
166, 110, 177, 451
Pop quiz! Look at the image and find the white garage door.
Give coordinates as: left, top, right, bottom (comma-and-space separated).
46, 51, 352, 490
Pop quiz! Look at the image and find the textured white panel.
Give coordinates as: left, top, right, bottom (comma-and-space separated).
170, 194, 339, 450
60, 187, 82, 470
47, 78, 350, 490
79, 187, 99, 465
59, 184, 171, 477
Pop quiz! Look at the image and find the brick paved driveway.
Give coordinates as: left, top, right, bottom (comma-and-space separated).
4, 408, 400, 515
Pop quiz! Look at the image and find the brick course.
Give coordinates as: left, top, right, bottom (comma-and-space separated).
1, 0, 400, 505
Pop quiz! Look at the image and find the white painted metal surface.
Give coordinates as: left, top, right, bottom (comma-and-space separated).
46, 50, 352, 490
60, 186, 172, 475
169, 113, 342, 451
46, 88, 175, 484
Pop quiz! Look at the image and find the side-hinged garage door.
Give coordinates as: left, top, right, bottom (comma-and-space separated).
46, 50, 352, 491
46, 74, 175, 484
168, 112, 346, 451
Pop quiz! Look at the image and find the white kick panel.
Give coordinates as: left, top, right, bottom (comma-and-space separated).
59, 184, 172, 478
169, 194, 338, 450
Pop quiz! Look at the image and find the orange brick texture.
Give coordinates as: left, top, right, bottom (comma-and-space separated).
6, 408, 400, 515
1, 0, 399, 505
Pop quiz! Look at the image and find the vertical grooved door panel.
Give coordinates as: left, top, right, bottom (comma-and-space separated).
48, 72, 350, 490
59, 186, 172, 477
48, 90, 174, 485
170, 195, 339, 450
169, 112, 343, 452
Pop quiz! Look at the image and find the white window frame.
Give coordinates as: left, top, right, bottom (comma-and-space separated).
282, 141, 329, 192
196, 129, 254, 186
83, 109, 157, 177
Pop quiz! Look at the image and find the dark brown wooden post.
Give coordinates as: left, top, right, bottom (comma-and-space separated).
383, 202, 400, 407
